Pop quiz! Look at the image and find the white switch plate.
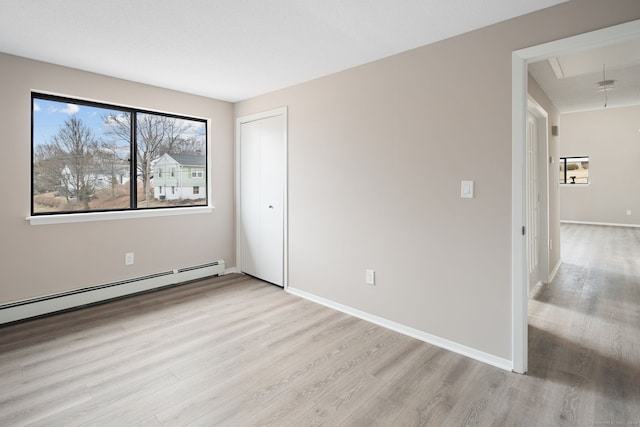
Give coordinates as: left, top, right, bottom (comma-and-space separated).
365, 269, 375, 285
461, 180, 474, 198
627, 210, 632, 216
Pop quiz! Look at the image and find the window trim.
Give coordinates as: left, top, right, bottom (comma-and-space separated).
27, 206, 214, 225
29, 91, 212, 223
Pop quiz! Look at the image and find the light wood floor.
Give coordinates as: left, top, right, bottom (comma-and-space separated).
0, 223, 638, 426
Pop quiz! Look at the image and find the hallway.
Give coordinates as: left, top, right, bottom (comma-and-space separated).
526, 223, 640, 423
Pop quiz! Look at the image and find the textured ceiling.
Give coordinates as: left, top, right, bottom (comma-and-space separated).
0, 0, 567, 102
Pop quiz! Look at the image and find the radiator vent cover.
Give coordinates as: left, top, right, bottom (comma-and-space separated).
0, 260, 225, 325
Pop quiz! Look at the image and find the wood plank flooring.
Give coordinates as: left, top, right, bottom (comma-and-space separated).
0, 223, 639, 426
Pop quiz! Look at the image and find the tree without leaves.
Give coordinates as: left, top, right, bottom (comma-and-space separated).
96, 139, 130, 201
33, 143, 65, 195
174, 135, 206, 155
39, 116, 100, 209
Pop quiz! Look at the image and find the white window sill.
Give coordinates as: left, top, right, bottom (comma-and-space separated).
560, 183, 590, 188
27, 206, 215, 225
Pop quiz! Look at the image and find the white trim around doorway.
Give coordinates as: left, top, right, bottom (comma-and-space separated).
511, 19, 640, 374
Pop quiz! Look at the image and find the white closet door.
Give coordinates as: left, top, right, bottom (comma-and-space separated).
239, 113, 285, 286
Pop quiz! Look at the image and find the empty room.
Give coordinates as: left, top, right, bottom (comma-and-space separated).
1, 1, 639, 425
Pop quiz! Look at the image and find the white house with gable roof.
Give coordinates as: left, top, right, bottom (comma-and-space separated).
151, 153, 206, 201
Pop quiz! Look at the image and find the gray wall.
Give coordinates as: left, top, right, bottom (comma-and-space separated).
235, 1, 640, 359
0, 53, 235, 303
560, 105, 640, 225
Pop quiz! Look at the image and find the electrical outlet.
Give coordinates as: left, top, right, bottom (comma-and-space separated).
627, 210, 632, 216
365, 269, 375, 285
125, 252, 134, 265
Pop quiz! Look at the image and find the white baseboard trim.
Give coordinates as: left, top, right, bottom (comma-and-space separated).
286, 286, 513, 372
529, 280, 543, 297
224, 266, 238, 274
528, 281, 547, 300
0, 260, 226, 325
548, 259, 562, 283
560, 220, 640, 228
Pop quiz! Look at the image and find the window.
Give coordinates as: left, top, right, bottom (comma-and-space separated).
191, 168, 204, 179
193, 186, 200, 195
559, 156, 589, 184
31, 93, 208, 216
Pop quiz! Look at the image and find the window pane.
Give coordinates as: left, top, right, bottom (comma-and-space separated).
560, 156, 589, 184
142, 113, 207, 208
32, 97, 131, 214
574, 158, 589, 184
32, 93, 208, 216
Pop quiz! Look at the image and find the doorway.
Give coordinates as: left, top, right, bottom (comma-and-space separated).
236, 107, 288, 287
511, 19, 640, 373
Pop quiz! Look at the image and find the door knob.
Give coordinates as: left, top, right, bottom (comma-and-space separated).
268, 205, 274, 209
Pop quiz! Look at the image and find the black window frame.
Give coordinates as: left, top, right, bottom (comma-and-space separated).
559, 156, 589, 184
31, 92, 208, 216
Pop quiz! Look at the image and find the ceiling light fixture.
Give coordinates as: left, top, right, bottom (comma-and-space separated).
597, 64, 615, 108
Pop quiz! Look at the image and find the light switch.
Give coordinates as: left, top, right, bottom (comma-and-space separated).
461, 181, 474, 199
365, 269, 375, 285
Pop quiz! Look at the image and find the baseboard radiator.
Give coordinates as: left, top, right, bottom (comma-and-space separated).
0, 260, 225, 325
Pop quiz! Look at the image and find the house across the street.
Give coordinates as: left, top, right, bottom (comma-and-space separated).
151, 153, 206, 201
